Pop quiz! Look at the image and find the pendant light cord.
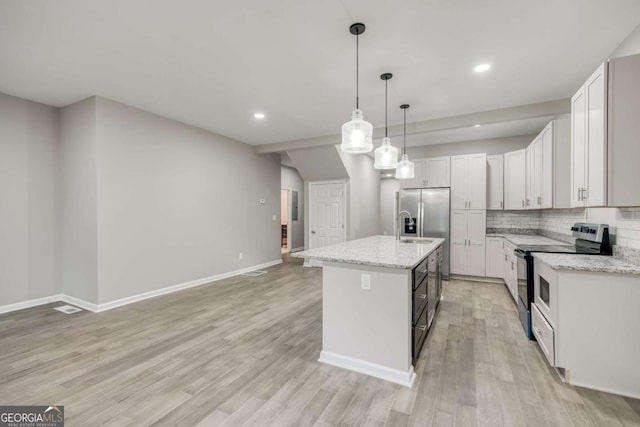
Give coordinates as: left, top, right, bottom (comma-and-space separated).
403, 109, 407, 154
356, 32, 359, 110
385, 79, 388, 137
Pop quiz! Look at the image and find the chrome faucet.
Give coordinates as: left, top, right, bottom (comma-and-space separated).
397, 210, 415, 240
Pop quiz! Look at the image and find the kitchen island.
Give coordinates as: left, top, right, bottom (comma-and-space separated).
293, 235, 444, 387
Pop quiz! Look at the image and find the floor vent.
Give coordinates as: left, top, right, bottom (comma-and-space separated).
54, 305, 83, 314
242, 270, 267, 277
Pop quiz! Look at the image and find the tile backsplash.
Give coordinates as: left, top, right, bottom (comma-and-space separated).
488, 207, 640, 250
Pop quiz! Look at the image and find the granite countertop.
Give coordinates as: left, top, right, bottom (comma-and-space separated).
292, 235, 445, 269
486, 233, 568, 246
533, 253, 640, 276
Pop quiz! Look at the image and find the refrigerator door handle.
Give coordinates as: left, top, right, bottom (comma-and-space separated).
418, 202, 424, 236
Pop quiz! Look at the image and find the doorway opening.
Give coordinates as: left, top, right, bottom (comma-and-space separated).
281, 188, 291, 254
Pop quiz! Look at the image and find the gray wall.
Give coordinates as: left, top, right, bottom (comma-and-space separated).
338, 149, 381, 240
281, 166, 304, 250
611, 24, 640, 58
94, 97, 281, 304
286, 145, 348, 181
0, 93, 60, 307
380, 179, 400, 236
59, 97, 99, 303
406, 134, 535, 159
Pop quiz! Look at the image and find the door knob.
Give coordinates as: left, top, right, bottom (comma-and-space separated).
311, 230, 316, 234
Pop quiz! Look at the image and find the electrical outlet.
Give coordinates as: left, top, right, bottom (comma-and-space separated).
272, 214, 277, 221
361, 274, 371, 291
239, 252, 243, 260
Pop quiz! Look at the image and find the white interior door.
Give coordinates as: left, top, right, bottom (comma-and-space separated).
310, 182, 345, 249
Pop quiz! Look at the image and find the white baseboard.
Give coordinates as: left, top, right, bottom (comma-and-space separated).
0, 259, 283, 315
291, 247, 304, 253
319, 350, 416, 388
449, 274, 504, 284
60, 295, 99, 313
0, 294, 63, 315
96, 258, 283, 312
569, 380, 640, 400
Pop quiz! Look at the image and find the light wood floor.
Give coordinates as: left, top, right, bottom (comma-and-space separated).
1, 255, 639, 426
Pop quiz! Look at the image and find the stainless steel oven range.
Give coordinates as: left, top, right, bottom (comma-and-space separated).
513, 223, 611, 339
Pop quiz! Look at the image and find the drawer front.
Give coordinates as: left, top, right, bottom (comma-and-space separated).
412, 275, 428, 325
412, 302, 429, 362
532, 303, 555, 366
413, 257, 429, 289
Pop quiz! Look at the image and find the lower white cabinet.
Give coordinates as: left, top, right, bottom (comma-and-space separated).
503, 241, 517, 302
450, 210, 486, 276
485, 237, 504, 278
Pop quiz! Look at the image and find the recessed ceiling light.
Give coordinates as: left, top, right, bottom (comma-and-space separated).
474, 64, 491, 73
254, 113, 265, 119
474, 124, 481, 128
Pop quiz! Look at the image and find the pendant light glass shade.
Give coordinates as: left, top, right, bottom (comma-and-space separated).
374, 137, 399, 169
395, 154, 415, 179
341, 109, 373, 153
341, 23, 373, 154
395, 103, 414, 179
374, 72, 399, 169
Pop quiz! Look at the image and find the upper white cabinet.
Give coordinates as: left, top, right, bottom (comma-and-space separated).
400, 156, 450, 189
451, 154, 486, 210
503, 116, 571, 211
571, 63, 607, 207
504, 149, 526, 210
487, 155, 504, 210
424, 156, 450, 188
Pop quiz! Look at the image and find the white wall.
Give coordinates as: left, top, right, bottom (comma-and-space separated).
60, 97, 99, 303
94, 97, 281, 304
281, 166, 304, 250
0, 93, 60, 307
611, 24, 640, 58
338, 149, 381, 240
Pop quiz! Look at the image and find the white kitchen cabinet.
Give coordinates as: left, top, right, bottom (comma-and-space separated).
424, 156, 450, 188
503, 240, 517, 303
571, 63, 607, 207
450, 210, 486, 276
526, 144, 534, 209
401, 156, 450, 189
486, 155, 503, 210
485, 237, 504, 278
450, 154, 486, 210
503, 149, 526, 210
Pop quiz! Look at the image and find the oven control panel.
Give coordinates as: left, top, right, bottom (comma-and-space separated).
571, 223, 608, 243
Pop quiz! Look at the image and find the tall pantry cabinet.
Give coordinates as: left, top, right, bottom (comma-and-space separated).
450, 154, 486, 276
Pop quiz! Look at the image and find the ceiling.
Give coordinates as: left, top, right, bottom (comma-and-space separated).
1, 1, 638, 146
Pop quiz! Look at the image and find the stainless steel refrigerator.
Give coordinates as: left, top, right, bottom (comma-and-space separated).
399, 188, 450, 278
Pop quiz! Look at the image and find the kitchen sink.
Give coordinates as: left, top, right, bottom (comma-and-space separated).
400, 238, 434, 244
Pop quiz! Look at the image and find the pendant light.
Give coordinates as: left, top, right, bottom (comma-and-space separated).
374, 73, 399, 169
395, 104, 415, 179
340, 23, 373, 153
